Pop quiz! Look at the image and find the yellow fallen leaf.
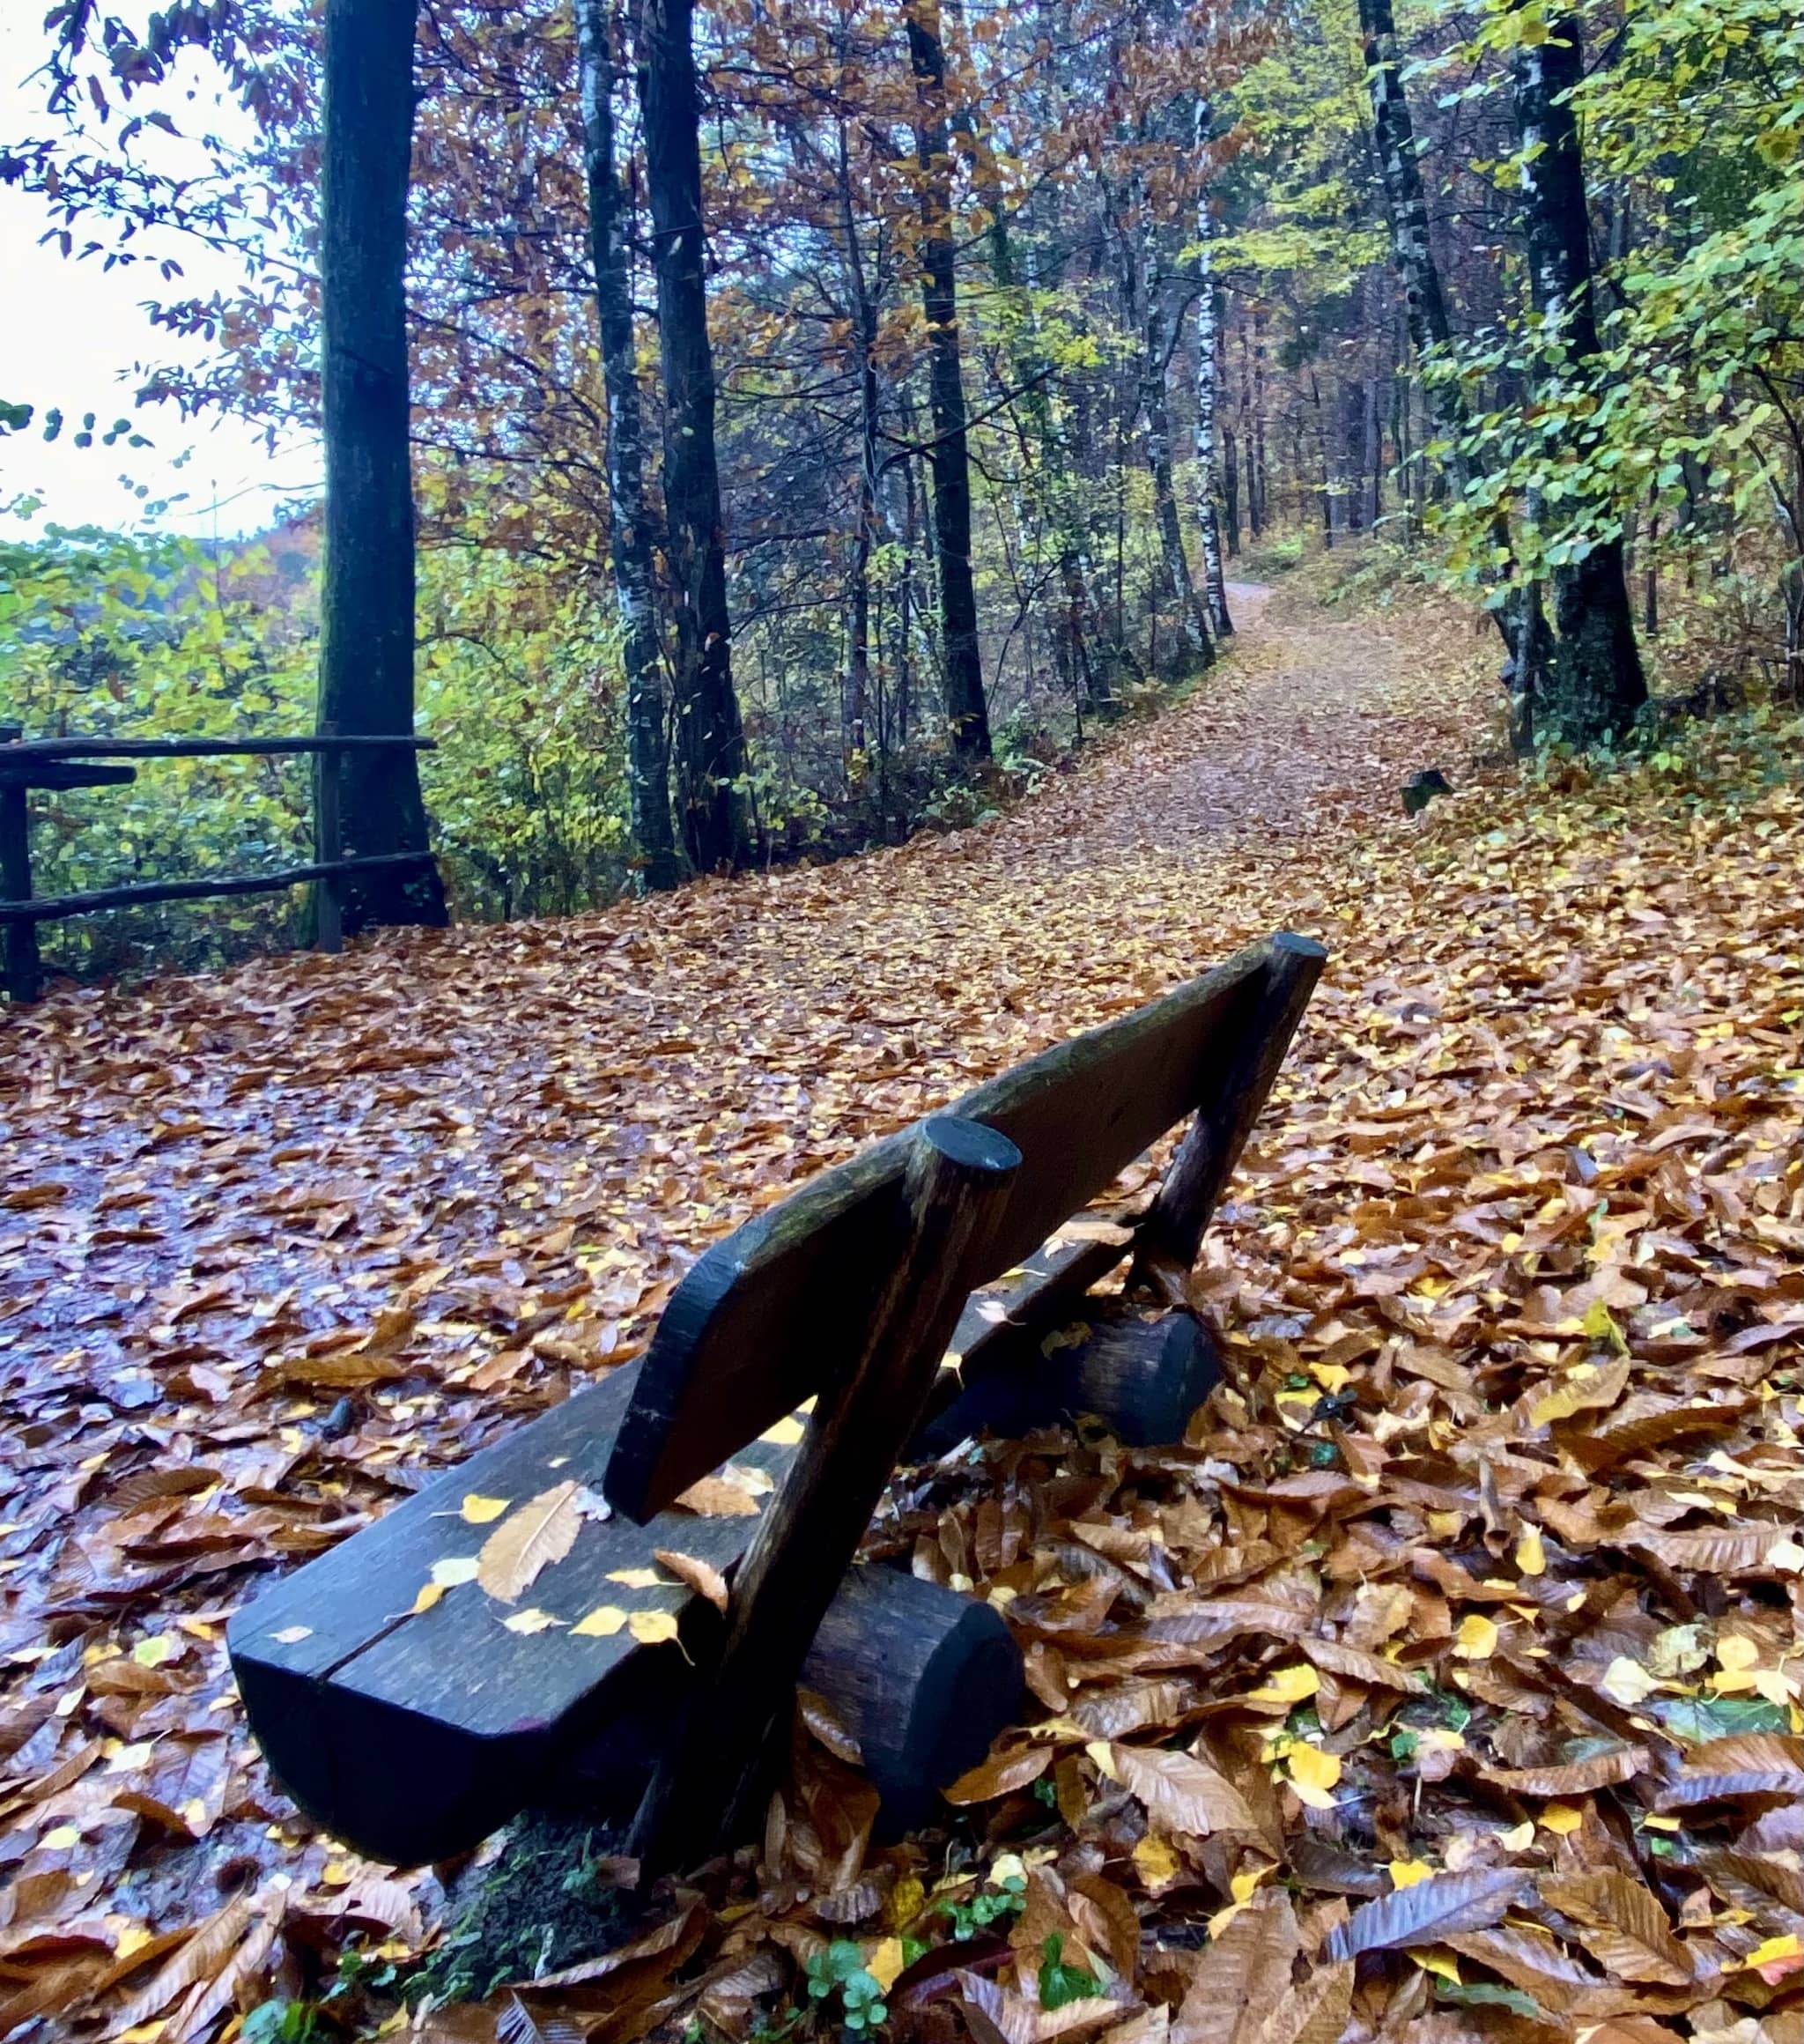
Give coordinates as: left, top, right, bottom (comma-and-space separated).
1717, 1634, 1761, 1672
1409, 1950, 1460, 1985
628, 1610, 680, 1645
1766, 1537, 1804, 1573
1286, 1743, 1342, 1808
573, 1605, 628, 1638
1515, 1524, 1546, 1577
868, 1937, 906, 1992
761, 1415, 806, 1447
1231, 1865, 1272, 1905
885, 1876, 926, 1931
132, 1636, 177, 1669
42, 1824, 80, 1849
503, 1608, 562, 1634
1743, 1935, 1803, 1971
1248, 1663, 1320, 1706
431, 1556, 480, 1588
1133, 1832, 1180, 1892
1499, 1822, 1535, 1852
1086, 1739, 1119, 1781
1308, 1362, 1352, 1394
1541, 1803, 1585, 1835
1642, 1815, 1682, 1833
462, 1494, 511, 1525
608, 1567, 665, 1589
409, 1581, 444, 1616
1389, 1860, 1433, 1889
1453, 1613, 1498, 1661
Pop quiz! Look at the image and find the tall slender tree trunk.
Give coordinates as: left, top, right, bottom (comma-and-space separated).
316, 0, 446, 930
1190, 101, 1232, 639
1120, 184, 1211, 672
640, 0, 751, 868
575, 0, 681, 890
905, 0, 991, 760
1512, 5, 1647, 744
1357, 0, 1547, 748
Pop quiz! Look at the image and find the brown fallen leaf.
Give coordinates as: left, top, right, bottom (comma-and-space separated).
1172, 1891, 1299, 2044
1542, 1870, 1693, 1987
1478, 1744, 1648, 1796
944, 1744, 1053, 1804
1105, 1741, 1260, 1840
653, 1547, 729, 1612
477, 1480, 583, 1603
1322, 1867, 1527, 1961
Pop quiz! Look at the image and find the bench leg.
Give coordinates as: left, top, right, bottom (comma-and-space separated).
1129, 931, 1326, 1302
626, 1115, 1022, 1876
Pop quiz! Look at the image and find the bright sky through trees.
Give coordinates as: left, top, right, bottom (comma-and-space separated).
0, 14, 315, 537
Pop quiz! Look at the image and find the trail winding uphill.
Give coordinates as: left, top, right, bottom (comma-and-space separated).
2, 583, 1801, 2039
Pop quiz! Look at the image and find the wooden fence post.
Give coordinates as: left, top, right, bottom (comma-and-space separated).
315, 726, 342, 956
0, 724, 41, 1005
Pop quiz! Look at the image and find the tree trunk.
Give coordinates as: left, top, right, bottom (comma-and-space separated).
316, 0, 446, 931
1190, 103, 1232, 639
1512, 6, 1647, 743
575, 0, 682, 891
1358, 0, 1550, 743
640, 0, 751, 869
1121, 187, 1211, 673
905, 0, 991, 761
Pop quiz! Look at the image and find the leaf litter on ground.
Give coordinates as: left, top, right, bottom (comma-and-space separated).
1, 583, 1800, 2040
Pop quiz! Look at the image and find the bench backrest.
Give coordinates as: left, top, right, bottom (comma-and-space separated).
603, 936, 1300, 1519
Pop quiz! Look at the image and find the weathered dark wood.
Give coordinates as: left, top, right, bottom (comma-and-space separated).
0, 851, 436, 926
625, 1116, 1023, 1873
0, 735, 434, 761
802, 1566, 1023, 1834
560, 1566, 1021, 1839
1, 726, 41, 1004
606, 937, 1284, 1519
918, 1308, 1223, 1455
0, 762, 137, 791
228, 1357, 802, 1866
228, 1197, 1135, 1865
1128, 930, 1326, 1303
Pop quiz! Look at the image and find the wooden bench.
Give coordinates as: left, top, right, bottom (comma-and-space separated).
229, 930, 1326, 1872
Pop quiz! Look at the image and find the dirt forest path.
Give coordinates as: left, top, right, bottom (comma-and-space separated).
4, 579, 1802, 2036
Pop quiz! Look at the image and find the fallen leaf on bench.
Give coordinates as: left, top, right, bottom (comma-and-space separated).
270, 1625, 311, 1645
460, 1494, 510, 1525
674, 1473, 763, 1516
476, 1480, 581, 1603
654, 1548, 728, 1611
573, 1604, 628, 1637
627, 1611, 681, 1648
432, 1556, 480, 1588
502, 1608, 562, 1635
409, 1581, 444, 1615
760, 1415, 806, 1447
607, 1566, 669, 1589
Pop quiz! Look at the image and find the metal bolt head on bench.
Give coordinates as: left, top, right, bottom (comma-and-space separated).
228, 931, 1326, 1870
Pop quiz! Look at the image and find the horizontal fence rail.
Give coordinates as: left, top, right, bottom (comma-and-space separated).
0, 724, 439, 1005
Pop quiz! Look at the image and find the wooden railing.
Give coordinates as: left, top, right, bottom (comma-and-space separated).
0, 724, 437, 1004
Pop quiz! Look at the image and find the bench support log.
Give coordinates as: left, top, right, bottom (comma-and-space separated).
626, 1115, 1022, 1875
916, 1309, 1224, 1455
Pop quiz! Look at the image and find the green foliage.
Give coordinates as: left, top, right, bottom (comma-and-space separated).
805, 1940, 888, 2032
1037, 1937, 1102, 2011
935, 1871, 1026, 1940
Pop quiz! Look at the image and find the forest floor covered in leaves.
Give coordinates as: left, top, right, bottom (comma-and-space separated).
2, 578, 1802, 2044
